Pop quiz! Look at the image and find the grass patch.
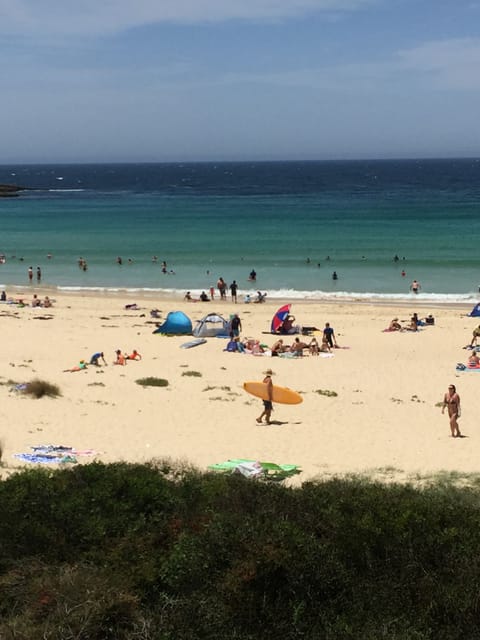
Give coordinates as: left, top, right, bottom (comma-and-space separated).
203, 385, 232, 392
88, 382, 106, 387
315, 389, 338, 397
24, 379, 61, 399
182, 370, 202, 377
136, 377, 169, 387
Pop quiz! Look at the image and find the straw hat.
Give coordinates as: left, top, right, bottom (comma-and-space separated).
263, 368, 275, 375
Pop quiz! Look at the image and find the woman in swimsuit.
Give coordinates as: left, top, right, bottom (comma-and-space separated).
442, 384, 461, 437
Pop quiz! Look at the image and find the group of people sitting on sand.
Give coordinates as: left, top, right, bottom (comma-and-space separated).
458, 325, 480, 369
64, 349, 142, 371
32, 294, 53, 308
225, 334, 331, 357
271, 336, 328, 356
387, 313, 435, 332
244, 291, 267, 304
1, 291, 54, 308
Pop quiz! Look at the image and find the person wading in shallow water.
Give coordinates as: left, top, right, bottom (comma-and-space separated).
410, 279, 421, 294
442, 384, 461, 438
256, 369, 274, 425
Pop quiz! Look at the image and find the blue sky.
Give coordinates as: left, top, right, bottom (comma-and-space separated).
1, 0, 480, 162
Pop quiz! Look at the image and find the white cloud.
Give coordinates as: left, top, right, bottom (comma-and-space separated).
0, 0, 376, 36
397, 38, 480, 90
217, 37, 480, 93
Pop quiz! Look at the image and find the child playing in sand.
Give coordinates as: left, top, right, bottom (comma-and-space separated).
126, 349, 142, 361
63, 360, 87, 372
114, 350, 127, 365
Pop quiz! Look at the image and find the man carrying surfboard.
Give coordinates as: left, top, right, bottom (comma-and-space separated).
256, 369, 274, 425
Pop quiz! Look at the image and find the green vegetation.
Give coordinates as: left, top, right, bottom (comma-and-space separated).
136, 377, 169, 387
315, 388, 338, 397
2, 462, 480, 638
23, 378, 61, 398
181, 370, 202, 377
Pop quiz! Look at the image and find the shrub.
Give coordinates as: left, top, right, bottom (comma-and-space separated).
24, 379, 61, 399
136, 377, 169, 387
182, 371, 202, 377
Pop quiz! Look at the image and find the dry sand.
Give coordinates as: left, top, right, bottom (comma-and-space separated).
0, 291, 478, 484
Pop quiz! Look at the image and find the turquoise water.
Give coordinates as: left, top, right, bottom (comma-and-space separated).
1, 159, 480, 301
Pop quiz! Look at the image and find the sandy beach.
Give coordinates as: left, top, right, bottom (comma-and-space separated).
1, 290, 478, 484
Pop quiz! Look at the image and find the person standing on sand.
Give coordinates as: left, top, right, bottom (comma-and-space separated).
230, 313, 242, 337
442, 384, 461, 437
323, 322, 337, 348
257, 369, 274, 425
217, 277, 227, 300
230, 280, 238, 303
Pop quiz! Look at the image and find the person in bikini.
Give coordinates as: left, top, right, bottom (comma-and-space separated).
442, 384, 461, 437
467, 352, 480, 367
309, 337, 320, 355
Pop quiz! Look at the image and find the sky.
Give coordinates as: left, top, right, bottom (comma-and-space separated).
1, 0, 480, 163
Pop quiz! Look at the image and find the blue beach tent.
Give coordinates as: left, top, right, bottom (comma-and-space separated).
153, 311, 193, 335
468, 303, 480, 317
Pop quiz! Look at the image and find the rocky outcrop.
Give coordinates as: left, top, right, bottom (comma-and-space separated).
0, 184, 25, 197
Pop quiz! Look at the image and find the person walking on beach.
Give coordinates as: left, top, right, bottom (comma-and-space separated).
256, 369, 274, 425
410, 279, 421, 294
442, 384, 461, 438
230, 313, 242, 337
230, 280, 238, 303
323, 322, 337, 348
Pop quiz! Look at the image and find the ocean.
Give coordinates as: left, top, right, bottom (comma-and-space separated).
1, 159, 480, 303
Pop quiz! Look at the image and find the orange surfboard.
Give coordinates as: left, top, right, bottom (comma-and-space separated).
243, 381, 303, 405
